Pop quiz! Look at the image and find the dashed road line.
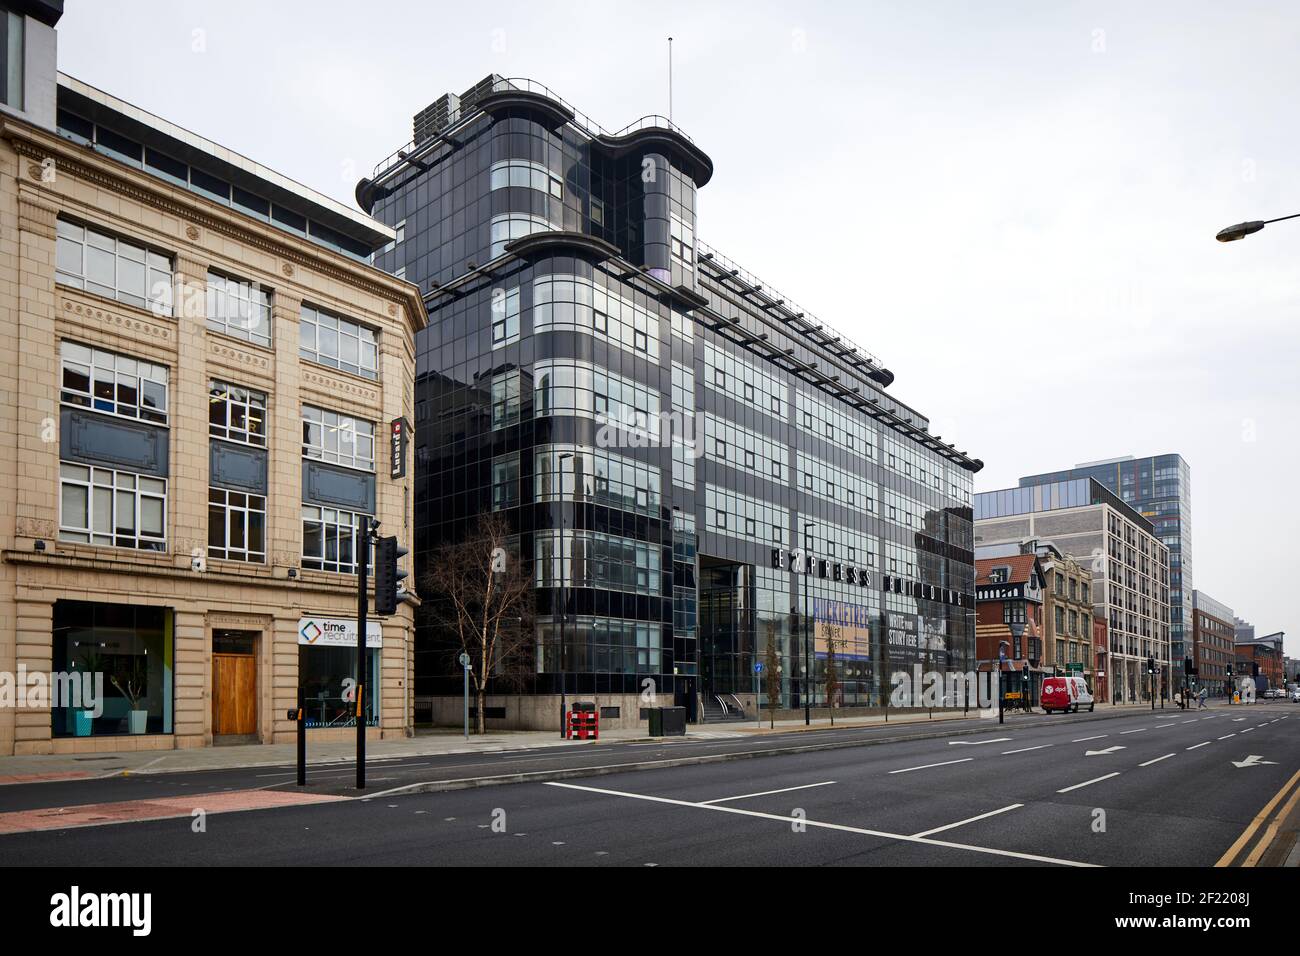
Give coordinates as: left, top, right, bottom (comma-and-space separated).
700, 781, 837, 805
1120, 728, 1147, 735
1073, 735, 1107, 742
910, 804, 1023, 838
1139, 753, 1176, 767
888, 758, 973, 775
1057, 772, 1120, 794
1001, 745, 1052, 755
1187, 741, 1212, 750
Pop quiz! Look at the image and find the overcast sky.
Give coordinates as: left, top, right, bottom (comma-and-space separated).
57, 1, 1298, 656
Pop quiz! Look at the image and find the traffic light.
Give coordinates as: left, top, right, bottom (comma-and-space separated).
374, 535, 409, 616
1183, 657, 1193, 675
1147, 656, 1155, 675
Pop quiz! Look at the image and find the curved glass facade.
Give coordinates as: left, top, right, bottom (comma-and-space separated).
371, 79, 978, 716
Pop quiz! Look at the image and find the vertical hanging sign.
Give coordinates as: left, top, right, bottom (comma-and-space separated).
390, 417, 409, 480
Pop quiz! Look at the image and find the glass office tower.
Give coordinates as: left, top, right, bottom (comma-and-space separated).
1019, 455, 1191, 669
358, 76, 981, 725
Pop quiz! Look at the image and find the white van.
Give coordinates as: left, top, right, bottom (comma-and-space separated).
1041, 675, 1095, 714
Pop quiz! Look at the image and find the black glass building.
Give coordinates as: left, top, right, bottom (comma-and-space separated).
358, 76, 982, 726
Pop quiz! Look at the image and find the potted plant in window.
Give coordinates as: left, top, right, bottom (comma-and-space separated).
72, 649, 104, 737
111, 659, 149, 735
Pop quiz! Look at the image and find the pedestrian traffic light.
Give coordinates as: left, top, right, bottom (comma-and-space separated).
1226, 664, 1233, 677
374, 535, 409, 616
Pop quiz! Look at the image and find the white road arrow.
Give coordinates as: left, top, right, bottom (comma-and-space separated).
1232, 755, 1278, 768
1085, 746, 1127, 756
948, 738, 1012, 746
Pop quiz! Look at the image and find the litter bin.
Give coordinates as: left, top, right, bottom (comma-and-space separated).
648, 706, 686, 737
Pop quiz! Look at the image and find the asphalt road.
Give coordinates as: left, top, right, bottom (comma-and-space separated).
1, 702, 1295, 866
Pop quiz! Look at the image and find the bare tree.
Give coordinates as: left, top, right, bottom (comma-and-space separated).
822, 620, 842, 726
764, 618, 782, 729
422, 512, 534, 734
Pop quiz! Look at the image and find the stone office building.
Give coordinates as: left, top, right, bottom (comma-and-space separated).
0, 5, 424, 754
358, 76, 982, 727
974, 478, 1170, 704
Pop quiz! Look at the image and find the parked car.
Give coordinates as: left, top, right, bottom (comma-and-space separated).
1289, 690, 1300, 703
1041, 675, 1094, 714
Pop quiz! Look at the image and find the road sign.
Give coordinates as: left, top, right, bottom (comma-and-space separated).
459, 652, 471, 667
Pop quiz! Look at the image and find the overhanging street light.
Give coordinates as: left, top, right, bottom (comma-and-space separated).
1215, 212, 1300, 242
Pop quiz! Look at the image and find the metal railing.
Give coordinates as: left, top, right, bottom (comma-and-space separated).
370, 76, 697, 182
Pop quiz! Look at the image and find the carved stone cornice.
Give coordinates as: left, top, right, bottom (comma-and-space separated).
58, 291, 175, 345
300, 367, 380, 406
208, 338, 273, 376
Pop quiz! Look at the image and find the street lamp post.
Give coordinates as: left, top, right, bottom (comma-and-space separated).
1216, 212, 1300, 242
802, 521, 814, 726
997, 640, 1010, 725
558, 452, 573, 739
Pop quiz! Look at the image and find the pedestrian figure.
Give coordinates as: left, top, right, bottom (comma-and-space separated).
1197, 686, 1208, 709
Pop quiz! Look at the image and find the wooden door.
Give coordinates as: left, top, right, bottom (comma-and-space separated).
213, 653, 257, 736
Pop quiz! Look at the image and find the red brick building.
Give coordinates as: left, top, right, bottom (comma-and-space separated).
975, 554, 1045, 705
1093, 614, 1108, 702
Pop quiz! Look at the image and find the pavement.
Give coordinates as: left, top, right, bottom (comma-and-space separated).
0, 700, 1295, 866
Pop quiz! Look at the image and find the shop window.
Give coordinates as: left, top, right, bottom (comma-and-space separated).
52, 601, 174, 738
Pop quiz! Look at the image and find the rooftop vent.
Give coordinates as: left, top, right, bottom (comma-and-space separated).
413, 74, 504, 143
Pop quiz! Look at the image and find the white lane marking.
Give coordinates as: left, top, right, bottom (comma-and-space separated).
700, 781, 837, 805
1120, 728, 1147, 735
1139, 753, 1176, 767
1233, 718, 1247, 722
911, 804, 1024, 838
1057, 772, 1121, 793
1084, 746, 1125, 756
948, 738, 1013, 746
1073, 735, 1108, 742
1187, 741, 1212, 750
1241, 728, 1254, 734
889, 758, 973, 774
1002, 744, 1052, 755
545, 782, 1096, 867
1218, 734, 1236, 740
1182, 720, 1197, 724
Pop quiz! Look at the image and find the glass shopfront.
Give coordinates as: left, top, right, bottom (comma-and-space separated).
297, 617, 380, 728
52, 600, 174, 738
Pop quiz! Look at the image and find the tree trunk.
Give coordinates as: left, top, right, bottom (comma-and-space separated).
476, 686, 487, 735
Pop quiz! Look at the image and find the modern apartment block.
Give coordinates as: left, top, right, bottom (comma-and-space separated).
358, 75, 982, 727
1019, 455, 1192, 670
974, 478, 1170, 703
0, 6, 425, 755
1191, 590, 1234, 698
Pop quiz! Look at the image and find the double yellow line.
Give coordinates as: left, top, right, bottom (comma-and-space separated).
1216, 766, 1300, 867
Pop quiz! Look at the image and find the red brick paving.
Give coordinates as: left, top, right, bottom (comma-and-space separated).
0, 788, 351, 834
